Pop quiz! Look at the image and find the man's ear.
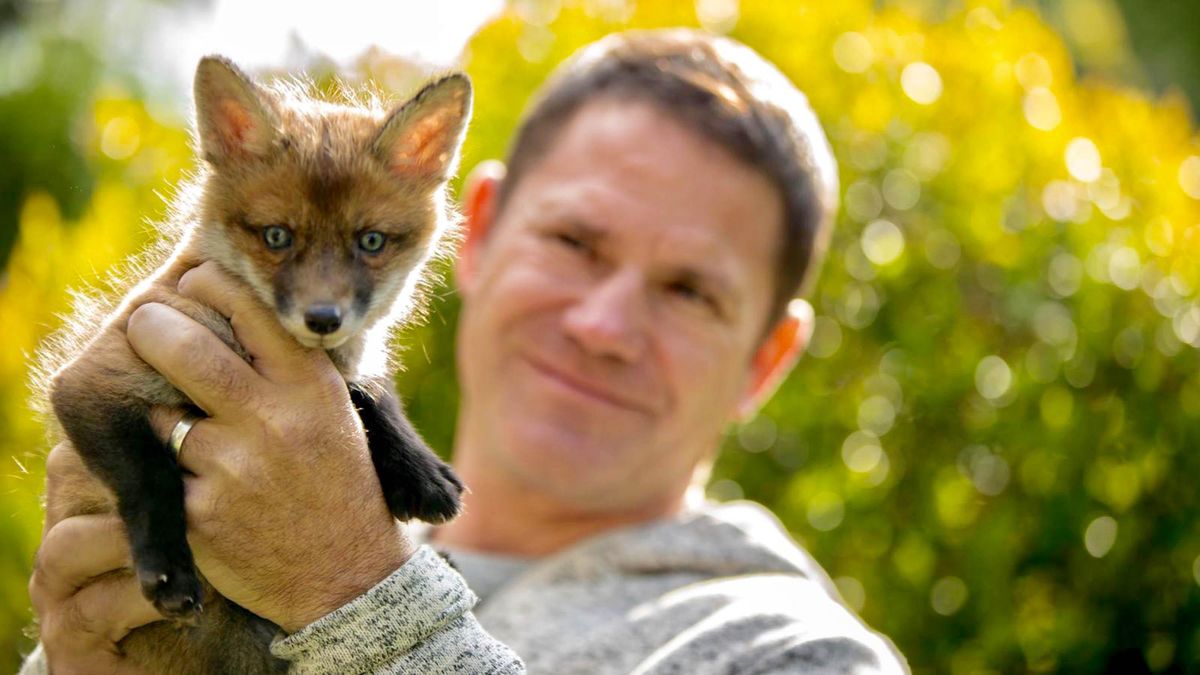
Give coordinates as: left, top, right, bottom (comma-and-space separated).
735, 299, 814, 421
455, 160, 506, 297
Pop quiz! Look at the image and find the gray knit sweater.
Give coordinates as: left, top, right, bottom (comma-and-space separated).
20, 500, 907, 673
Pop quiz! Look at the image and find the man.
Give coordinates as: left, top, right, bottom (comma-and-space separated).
24, 30, 906, 673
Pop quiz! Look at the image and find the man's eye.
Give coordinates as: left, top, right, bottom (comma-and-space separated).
359, 231, 387, 253
554, 232, 589, 253
669, 281, 701, 300
668, 281, 717, 311
263, 225, 293, 250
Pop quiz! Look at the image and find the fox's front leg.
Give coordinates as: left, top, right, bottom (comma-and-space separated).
348, 382, 464, 524
49, 372, 202, 620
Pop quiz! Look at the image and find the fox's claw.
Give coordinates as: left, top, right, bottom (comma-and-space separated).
136, 551, 204, 622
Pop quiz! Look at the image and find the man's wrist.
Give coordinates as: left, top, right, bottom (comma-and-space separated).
270, 545, 526, 673
277, 523, 416, 633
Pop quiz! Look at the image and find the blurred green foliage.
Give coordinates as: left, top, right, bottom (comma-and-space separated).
3, 0, 1200, 672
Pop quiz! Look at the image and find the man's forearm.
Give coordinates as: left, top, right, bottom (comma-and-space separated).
271, 545, 525, 674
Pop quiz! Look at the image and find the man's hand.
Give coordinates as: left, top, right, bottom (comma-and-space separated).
126, 261, 416, 632
29, 443, 157, 674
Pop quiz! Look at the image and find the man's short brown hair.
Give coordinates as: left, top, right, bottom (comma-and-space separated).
496, 29, 840, 329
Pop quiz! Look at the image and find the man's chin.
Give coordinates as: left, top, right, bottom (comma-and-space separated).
505, 425, 632, 485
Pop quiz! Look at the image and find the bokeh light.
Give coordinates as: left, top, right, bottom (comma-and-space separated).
1084, 516, 1119, 558
901, 62, 943, 105
930, 576, 969, 616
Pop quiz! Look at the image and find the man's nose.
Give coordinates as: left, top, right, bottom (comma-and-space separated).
304, 304, 343, 334
562, 270, 645, 361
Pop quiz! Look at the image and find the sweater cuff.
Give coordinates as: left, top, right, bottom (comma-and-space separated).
17, 643, 47, 675
270, 545, 477, 670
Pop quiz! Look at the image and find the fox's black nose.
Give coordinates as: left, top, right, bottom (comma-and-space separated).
304, 305, 343, 335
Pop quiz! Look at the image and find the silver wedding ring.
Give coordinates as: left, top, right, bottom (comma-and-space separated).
168, 411, 205, 460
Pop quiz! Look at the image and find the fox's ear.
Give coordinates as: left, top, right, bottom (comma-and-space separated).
373, 73, 472, 184
194, 56, 278, 165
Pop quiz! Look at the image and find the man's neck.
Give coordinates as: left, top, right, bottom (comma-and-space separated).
429, 450, 687, 558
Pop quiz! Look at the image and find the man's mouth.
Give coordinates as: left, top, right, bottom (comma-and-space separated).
522, 355, 652, 414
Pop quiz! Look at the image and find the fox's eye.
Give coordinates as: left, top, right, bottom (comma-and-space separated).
359, 231, 387, 253
263, 226, 292, 250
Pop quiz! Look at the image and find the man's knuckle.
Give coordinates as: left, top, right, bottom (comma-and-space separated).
38, 616, 64, 649
125, 303, 154, 333
28, 569, 46, 609
59, 595, 92, 636
196, 260, 223, 278
44, 443, 81, 478
314, 370, 349, 401
190, 262, 229, 295
176, 267, 200, 295
30, 546, 49, 579
106, 622, 134, 646
199, 356, 253, 405
251, 402, 288, 432
185, 483, 219, 527
172, 323, 210, 359
312, 358, 340, 383
35, 530, 69, 582
261, 413, 298, 442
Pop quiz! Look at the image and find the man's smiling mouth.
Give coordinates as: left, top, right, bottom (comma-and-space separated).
522, 355, 652, 414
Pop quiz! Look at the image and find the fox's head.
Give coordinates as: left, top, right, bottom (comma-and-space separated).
190, 56, 471, 351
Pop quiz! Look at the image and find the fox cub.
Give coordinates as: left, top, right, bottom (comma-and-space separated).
36, 56, 470, 672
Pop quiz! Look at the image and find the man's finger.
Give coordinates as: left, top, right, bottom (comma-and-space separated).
33, 515, 131, 601
70, 570, 163, 643
146, 405, 224, 477
43, 442, 107, 533
147, 405, 182, 444
176, 262, 318, 382
126, 302, 262, 419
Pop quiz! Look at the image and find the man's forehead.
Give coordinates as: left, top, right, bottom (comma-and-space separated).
522, 99, 782, 238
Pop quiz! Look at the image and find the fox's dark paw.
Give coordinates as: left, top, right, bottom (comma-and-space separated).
438, 461, 465, 497
385, 461, 465, 524
136, 553, 204, 622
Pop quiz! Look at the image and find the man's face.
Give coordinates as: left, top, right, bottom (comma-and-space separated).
455, 99, 784, 512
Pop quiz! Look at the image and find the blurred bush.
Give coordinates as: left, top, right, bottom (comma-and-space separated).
3, 0, 1199, 672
